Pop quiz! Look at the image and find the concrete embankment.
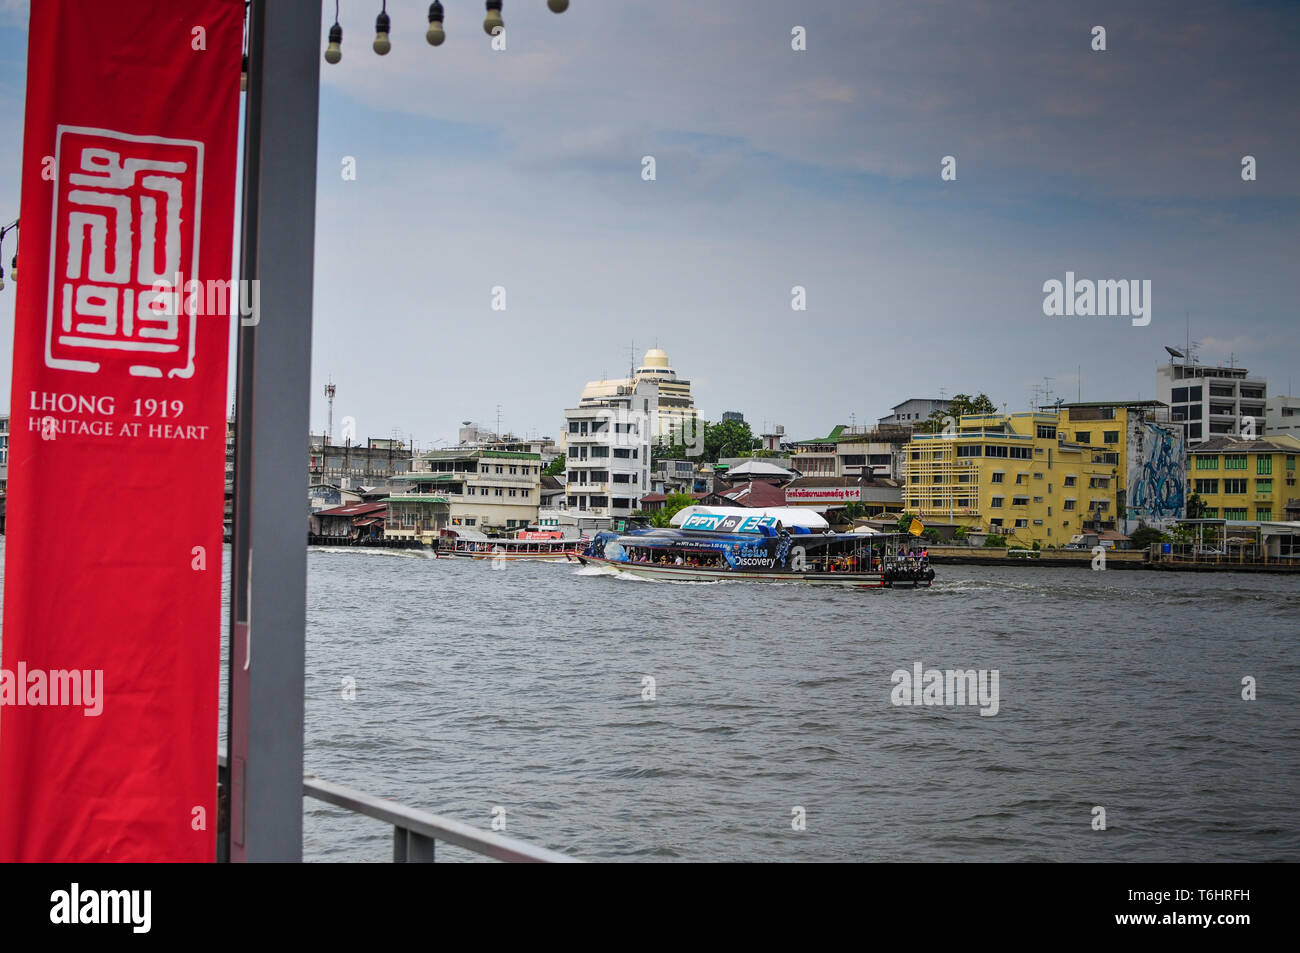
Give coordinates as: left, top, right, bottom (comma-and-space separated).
926, 546, 1298, 573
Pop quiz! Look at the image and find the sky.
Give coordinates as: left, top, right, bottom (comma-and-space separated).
0, 0, 1297, 447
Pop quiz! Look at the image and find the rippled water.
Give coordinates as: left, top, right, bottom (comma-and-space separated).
5, 544, 1299, 861
287, 548, 1298, 862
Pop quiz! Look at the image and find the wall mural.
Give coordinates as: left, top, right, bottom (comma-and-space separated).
1128, 422, 1186, 520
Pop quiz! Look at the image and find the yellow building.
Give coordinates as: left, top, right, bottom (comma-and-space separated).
903, 412, 1118, 546
1186, 436, 1300, 522
1052, 400, 1186, 531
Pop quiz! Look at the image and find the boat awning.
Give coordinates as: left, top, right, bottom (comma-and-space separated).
354, 518, 382, 526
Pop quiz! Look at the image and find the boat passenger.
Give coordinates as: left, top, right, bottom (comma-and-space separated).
674, 555, 684, 566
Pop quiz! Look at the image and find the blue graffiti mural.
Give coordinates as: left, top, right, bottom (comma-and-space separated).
1128, 423, 1185, 520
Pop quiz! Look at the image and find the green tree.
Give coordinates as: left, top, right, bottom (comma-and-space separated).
919, 393, 998, 434
1186, 493, 1205, 520
542, 454, 566, 477
982, 533, 1007, 548
1128, 524, 1169, 550
704, 419, 757, 462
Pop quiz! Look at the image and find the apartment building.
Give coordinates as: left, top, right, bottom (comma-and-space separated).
1156, 361, 1267, 444
1052, 400, 1186, 531
1186, 435, 1300, 523
384, 448, 542, 543
904, 412, 1118, 546
792, 424, 909, 481
563, 378, 656, 520
578, 348, 696, 443
1265, 396, 1300, 440
308, 434, 412, 488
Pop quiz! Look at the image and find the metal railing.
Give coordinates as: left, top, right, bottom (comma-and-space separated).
219, 754, 577, 863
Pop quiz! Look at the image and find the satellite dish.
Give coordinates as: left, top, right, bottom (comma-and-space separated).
1164, 346, 1185, 359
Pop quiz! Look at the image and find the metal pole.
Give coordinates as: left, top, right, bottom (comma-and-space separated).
225, 0, 321, 862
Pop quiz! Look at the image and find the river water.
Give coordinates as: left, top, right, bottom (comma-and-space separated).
4, 545, 1299, 861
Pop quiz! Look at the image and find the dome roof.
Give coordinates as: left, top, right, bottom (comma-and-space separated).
641, 348, 670, 369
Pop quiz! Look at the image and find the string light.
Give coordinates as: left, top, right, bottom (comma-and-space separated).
483, 1, 503, 37
325, 1, 343, 63
426, 1, 445, 46
373, 2, 391, 55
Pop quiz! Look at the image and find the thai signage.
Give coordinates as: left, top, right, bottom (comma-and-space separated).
786, 486, 863, 504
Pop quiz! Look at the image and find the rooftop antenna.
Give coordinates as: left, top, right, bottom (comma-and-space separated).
324, 379, 336, 443
495, 404, 502, 443
1077, 364, 1082, 402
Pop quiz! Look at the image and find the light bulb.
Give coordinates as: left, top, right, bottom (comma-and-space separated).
426, 2, 445, 45
548, 0, 568, 11
373, 11, 391, 55
325, 23, 343, 63
484, 1, 503, 36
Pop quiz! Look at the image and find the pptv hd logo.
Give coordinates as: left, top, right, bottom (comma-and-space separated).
46, 126, 204, 378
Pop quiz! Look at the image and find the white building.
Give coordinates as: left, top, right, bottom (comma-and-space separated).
1265, 396, 1300, 439
579, 348, 696, 442
1156, 361, 1266, 444
385, 448, 542, 543
563, 378, 657, 520
878, 398, 952, 428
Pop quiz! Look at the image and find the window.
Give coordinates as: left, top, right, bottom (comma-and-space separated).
1064, 476, 1076, 487
1257, 507, 1273, 521
990, 497, 1004, 508
1223, 479, 1247, 494
509, 489, 517, 497
1194, 479, 1219, 494
1172, 387, 1188, 403
467, 486, 476, 495
1224, 454, 1247, 470
590, 446, 609, 458
614, 448, 631, 458
1103, 431, 1119, 443
957, 445, 982, 457
1088, 477, 1109, 489
464, 518, 476, 526
1202, 507, 1218, 518
1257, 455, 1273, 475
932, 475, 943, 484
1036, 425, 1057, 439
1032, 496, 1043, 504
1009, 447, 1032, 459
1012, 496, 1029, 506
1256, 479, 1272, 495
1223, 507, 1247, 520
985, 445, 1009, 458
495, 465, 504, 474
1015, 474, 1026, 484
1288, 455, 1296, 470
1195, 456, 1218, 470
1075, 431, 1091, 444
1014, 519, 1028, 528
495, 488, 503, 496
991, 472, 1005, 483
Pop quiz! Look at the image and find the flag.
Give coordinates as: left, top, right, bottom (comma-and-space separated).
0, 0, 244, 861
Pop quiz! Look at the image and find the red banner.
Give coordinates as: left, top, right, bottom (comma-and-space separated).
0, 0, 243, 861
